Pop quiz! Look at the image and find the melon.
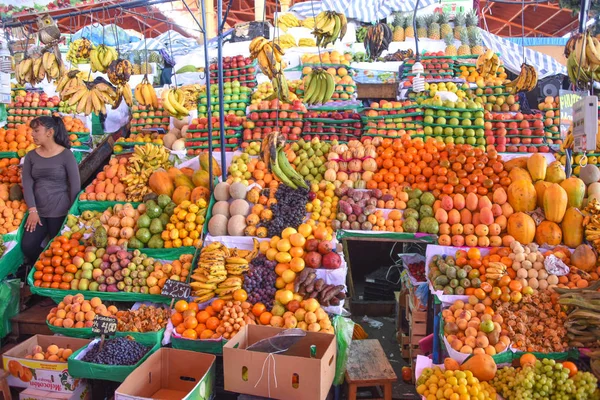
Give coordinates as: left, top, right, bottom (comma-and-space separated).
208, 214, 228, 236
163, 133, 177, 149
214, 182, 231, 201
229, 182, 247, 199
230, 199, 250, 217
227, 215, 247, 236
212, 201, 230, 218
580, 164, 600, 185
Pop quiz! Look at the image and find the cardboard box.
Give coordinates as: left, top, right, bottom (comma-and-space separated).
115, 348, 215, 400
19, 381, 90, 400
2, 335, 91, 392
223, 325, 336, 400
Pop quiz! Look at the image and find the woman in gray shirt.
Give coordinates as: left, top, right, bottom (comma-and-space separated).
21, 116, 80, 263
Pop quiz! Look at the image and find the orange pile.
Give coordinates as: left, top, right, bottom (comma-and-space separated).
32, 234, 85, 289
0, 158, 20, 169
63, 116, 89, 147
0, 125, 34, 154
0, 165, 21, 183
0, 185, 27, 234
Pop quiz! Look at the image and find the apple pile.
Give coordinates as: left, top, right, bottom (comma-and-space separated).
403, 55, 455, 80
198, 80, 252, 118
468, 86, 520, 113
363, 100, 424, 137
6, 91, 59, 129
483, 112, 552, 153
244, 99, 306, 142
302, 238, 342, 270
302, 110, 362, 142
209, 55, 257, 87
131, 103, 170, 135
185, 115, 243, 155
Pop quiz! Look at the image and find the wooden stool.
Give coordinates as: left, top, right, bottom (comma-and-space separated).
0, 370, 11, 400
345, 339, 397, 400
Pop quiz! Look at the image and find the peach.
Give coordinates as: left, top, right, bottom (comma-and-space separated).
84, 311, 95, 321
62, 319, 74, 328
81, 302, 92, 312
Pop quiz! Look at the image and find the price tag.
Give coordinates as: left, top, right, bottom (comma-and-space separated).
92, 315, 118, 335
141, 128, 166, 135
161, 279, 191, 299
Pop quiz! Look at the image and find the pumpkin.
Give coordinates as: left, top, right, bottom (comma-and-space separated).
190, 187, 210, 203
527, 153, 547, 181
507, 212, 536, 244
192, 170, 210, 188
560, 177, 585, 208
503, 156, 528, 172
507, 180, 536, 212
198, 152, 222, 176
534, 181, 551, 209
148, 170, 174, 196
571, 244, 597, 272
508, 167, 532, 183
562, 207, 584, 248
460, 354, 497, 381
535, 221, 562, 246
545, 161, 566, 183
543, 183, 568, 223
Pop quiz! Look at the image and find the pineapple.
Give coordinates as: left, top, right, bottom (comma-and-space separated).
469, 29, 484, 55
405, 16, 415, 38
457, 28, 470, 56
417, 16, 427, 38
439, 12, 452, 38
444, 33, 457, 56
393, 13, 405, 42
454, 12, 465, 40
427, 13, 441, 40
465, 10, 479, 37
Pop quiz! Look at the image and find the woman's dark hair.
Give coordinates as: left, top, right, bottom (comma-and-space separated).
30, 116, 71, 149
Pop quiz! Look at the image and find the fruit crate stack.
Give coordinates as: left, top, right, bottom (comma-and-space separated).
130, 104, 171, 135
537, 96, 561, 142
400, 299, 427, 361
185, 115, 244, 155
402, 56, 456, 82
197, 81, 252, 119
208, 55, 258, 88
302, 109, 362, 142
113, 133, 164, 155
297, 64, 358, 104
464, 85, 521, 113
243, 99, 307, 143
362, 100, 424, 139
484, 112, 553, 153
421, 99, 487, 150
6, 90, 59, 129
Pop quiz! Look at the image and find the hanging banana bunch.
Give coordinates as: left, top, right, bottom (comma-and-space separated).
15, 51, 62, 85
566, 32, 600, 88
312, 11, 347, 47
161, 87, 190, 119
302, 68, 335, 105
56, 70, 84, 99
249, 37, 286, 80
57, 79, 117, 116
89, 44, 118, 73
134, 75, 159, 109
364, 23, 392, 61
107, 58, 133, 108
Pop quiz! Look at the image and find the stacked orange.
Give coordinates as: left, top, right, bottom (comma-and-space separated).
63, 116, 89, 147
258, 227, 308, 290
0, 158, 20, 169
0, 125, 34, 155
32, 234, 85, 289
301, 51, 351, 65
0, 165, 21, 184
0, 184, 27, 234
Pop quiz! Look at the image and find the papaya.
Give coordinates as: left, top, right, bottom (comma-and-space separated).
526, 153, 547, 181
559, 176, 585, 208
174, 174, 195, 189
543, 183, 568, 223
503, 156, 528, 172
508, 167, 532, 183
535, 221, 562, 247
562, 207, 584, 248
507, 212, 536, 245
507, 179, 536, 212
534, 181, 551, 209
191, 187, 210, 203
172, 186, 191, 205
198, 152, 222, 176
545, 161, 566, 183
148, 170, 174, 196
192, 169, 211, 188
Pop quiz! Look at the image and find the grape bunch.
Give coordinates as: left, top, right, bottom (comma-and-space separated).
491, 359, 598, 400
243, 254, 277, 308
82, 337, 150, 366
265, 185, 309, 237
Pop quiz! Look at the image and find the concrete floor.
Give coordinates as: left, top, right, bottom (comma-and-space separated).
351, 315, 420, 400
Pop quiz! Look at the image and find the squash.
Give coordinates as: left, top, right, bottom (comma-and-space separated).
148, 170, 174, 196
545, 161, 566, 183
562, 207, 584, 248
571, 244, 597, 272
543, 183, 568, 223
460, 354, 497, 381
560, 177, 585, 208
534, 181, 552, 209
508, 167, 532, 183
190, 187, 210, 203
172, 186, 191, 205
503, 156, 528, 172
507, 212, 536, 244
527, 153, 547, 181
174, 174, 195, 189
198, 152, 222, 176
535, 221, 562, 247
507, 180, 536, 212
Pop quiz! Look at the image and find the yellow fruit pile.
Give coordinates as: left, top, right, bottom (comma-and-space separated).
162, 199, 207, 248
416, 367, 497, 400
259, 226, 309, 291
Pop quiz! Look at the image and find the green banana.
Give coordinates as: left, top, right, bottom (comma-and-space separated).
272, 148, 297, 189
277, 146, 308, 189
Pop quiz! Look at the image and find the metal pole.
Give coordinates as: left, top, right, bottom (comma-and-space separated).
200, 0, 214, 191
216, 0, 226, 180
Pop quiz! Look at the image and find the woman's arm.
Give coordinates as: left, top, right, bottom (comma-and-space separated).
65, 151, 81, 203
21, 154, 36, 209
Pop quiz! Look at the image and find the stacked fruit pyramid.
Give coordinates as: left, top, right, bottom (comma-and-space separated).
185, 114, 244, 155
131, 103, 171, 135
421, 97, 486, 149
362, 100, 423, 138
198, 81, 252, 119
402, 53, 456, 83
302, 109, 363, 142
243, 99, 307, 143
538, 96, 561, 142
297, 52, 357, 104
484, 112, 552, 153
6, 89, 59, 129
208, 55, 258, 88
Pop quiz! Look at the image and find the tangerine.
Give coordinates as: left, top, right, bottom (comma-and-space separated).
259, 312, 272, 325
175, 300, 189, 313
206, 317, 220, 331
182, 329, 198, 339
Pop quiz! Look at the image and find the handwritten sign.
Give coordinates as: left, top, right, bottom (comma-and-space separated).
161, 279, 191, 299
92, 315, 118, 335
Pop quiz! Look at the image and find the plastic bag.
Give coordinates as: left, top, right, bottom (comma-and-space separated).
0, 279, 20, 339
332, 315, 354, 386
